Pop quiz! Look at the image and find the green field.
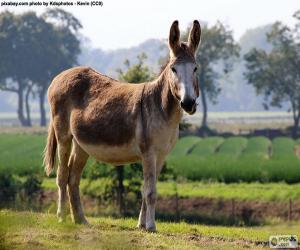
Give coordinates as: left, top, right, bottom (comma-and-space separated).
168, 136, 300, 183
42, 178, 300, 202
0, 134, 300, 183
1, 210, 300, 249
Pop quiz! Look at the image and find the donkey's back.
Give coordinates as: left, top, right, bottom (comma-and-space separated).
48, 66, 143, 117
47, 66, 145, 165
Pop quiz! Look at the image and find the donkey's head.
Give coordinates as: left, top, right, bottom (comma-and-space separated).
168, 20, 201, 114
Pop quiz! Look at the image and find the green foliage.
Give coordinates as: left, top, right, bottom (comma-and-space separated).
0, 173, 43, 208
157, 181, 300, 202
244, 11, 300, 133
167, 136, 300, 183
1, 134, 300, 183
117, 53, 154, 83
0, 173, 20, 204
217, 137, 248, 156
243, 136, 271, 158
83, 164, 142, 216
170, 136, 201, 156
272, 137, 296, 158
83, 161, 112, 180
0, 10, 81, 126
22, 175, 43, 198
190, 137, 224, 156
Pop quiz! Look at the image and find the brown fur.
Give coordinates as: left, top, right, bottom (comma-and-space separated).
44, 20, 201, 231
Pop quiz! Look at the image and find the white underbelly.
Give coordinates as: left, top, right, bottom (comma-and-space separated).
76, 139, 141, 165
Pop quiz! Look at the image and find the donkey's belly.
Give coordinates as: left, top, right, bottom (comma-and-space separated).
76, 140, 141, 165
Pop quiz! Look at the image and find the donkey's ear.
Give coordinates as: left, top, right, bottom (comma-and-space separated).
169, 20, 180, 56
188, 20, 201, 55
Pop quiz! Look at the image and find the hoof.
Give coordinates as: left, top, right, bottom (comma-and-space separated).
146, 226, 156, 232
137, 223, 146, 230
74, 217, 89, 225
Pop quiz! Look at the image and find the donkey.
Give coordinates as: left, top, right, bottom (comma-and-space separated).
43, 20, 201, 232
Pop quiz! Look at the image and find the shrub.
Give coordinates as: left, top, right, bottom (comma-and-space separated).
0, 173, 20, 204
217, 137, 248, 157
190, 137, 224, 156
243, 136, 271, 158
170, 136, 201, 156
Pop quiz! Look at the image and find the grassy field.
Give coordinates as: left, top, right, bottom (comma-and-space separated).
1, 133, 300, 182
42, 179, 300, 202
2, 210, 300, 249
168, 136, 300, 183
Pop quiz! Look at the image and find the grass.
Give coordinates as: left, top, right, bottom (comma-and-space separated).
0, 134, 45, 175
1, 133, 300, 182
2, 209, 300, 249
42, 178, 300, 202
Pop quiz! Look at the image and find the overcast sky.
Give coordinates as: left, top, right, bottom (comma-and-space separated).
1, 0, 299, 50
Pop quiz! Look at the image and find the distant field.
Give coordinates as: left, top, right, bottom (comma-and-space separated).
0, 111, 294, 131
2, 210, 300, 249
168, 136, 300, 183
1, 133, 300, 182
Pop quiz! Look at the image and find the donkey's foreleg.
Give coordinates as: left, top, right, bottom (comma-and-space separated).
68, 141, 89, 224
141, 154, 157, 232
138, 155, 165, 230
56, 139, 72, 223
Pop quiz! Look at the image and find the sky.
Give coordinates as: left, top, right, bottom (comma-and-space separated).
1, 0, 299, 50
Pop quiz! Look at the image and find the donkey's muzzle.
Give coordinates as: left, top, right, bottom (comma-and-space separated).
180, 98, 196, 115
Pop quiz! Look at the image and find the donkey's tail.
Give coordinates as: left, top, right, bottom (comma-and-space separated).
43, 121, 57, 176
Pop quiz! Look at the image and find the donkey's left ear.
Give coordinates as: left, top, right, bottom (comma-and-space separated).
188, 20, 201, 55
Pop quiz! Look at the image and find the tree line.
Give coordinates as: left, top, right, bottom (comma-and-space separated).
0, 9, 81, 126
0, 9, 300, 136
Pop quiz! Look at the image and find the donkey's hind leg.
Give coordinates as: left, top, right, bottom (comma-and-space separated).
56, 137, 72, 223
68, 140, 89, 224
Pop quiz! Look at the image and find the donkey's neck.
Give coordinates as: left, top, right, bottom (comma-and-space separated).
144, 69, 182, 124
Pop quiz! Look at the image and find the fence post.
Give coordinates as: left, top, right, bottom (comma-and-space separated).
175, 192, 180, 221
231, 199, 236, 224
288, 199, 292, 221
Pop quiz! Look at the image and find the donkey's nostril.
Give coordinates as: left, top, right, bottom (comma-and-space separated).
180, 98, 196, 112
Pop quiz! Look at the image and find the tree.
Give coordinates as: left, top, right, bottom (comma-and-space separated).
0, 9, 81, 126
0, 11, 41, 126
244, 10, 300, 136
37, 8, 82, 126
184, 22, 239, 132
117, 53, 153, 83
115, 53, 154, 215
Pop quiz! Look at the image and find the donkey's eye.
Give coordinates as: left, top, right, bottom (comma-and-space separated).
171, 67, 177, 74
194, 67, 198, 73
